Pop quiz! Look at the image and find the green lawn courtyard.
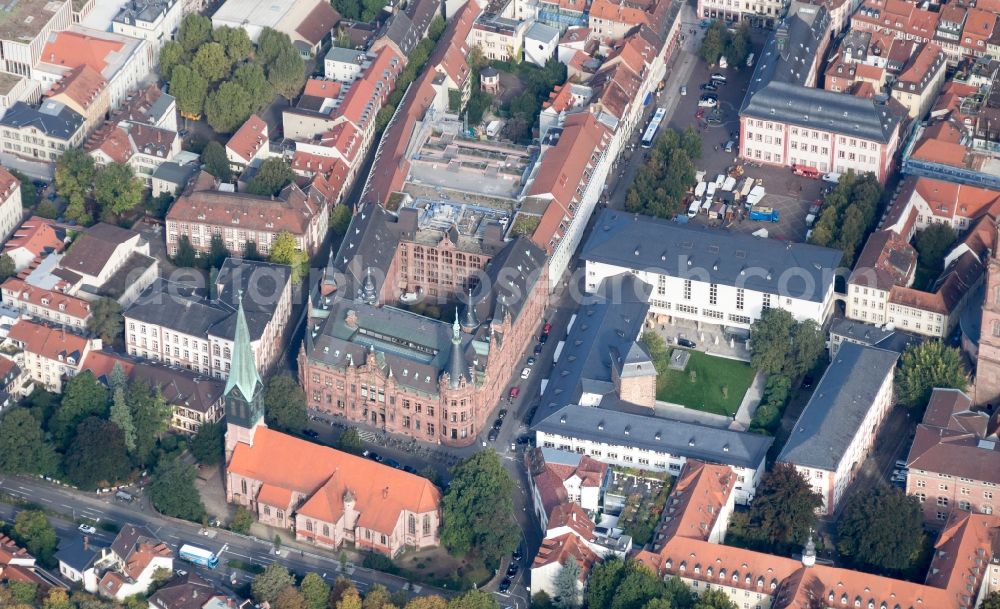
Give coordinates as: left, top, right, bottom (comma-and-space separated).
654, 349, 755, 417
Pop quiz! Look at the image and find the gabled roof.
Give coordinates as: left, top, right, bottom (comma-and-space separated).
531, 532, 600, 579
226, 115, 268, 163
60, 222, 138, 279
295, 1, 340, 45
656, 460, 735, 541
41, 29, 125, 74
8, 319, 89, 364
45, 65, 107, 111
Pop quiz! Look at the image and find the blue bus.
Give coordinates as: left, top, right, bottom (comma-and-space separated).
178, 544, 219, 569
641, 108, 666, 148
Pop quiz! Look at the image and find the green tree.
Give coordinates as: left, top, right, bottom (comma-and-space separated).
530, 592, 554, 609
24, 388, 58, 428
13, 510, 57, 564
247, 158, 295, 196
268, 231, 309, 282
174, 235, 198, 268
205, 81, 253, 133
87, 297, 123, 345
94, 162, 143, 216
585, 558, 693, 609
723, 24, 751, 66
0, 253, 16, 282
330, 204, 353, 236
693, 590, 737, 609
441, 450, 519, 563
208, 233, 230, 269
234, 63, 273, 112
127, 380, 172, 467
202, 140, 233, 182
553, 558, 581, 609
65, 417, 130, 490
429, 15, 447, 40
243, 240, 262, 261
749, 308, 794, 375
299, 573, 329, 609
230, 506, 254, 535
337, 427, 364, 454
213, 26, 253, 63
256, 28, 291, 64
7, 580, 38, 604
191, 421, 224, 465
447, 591, 499, 609
158, 40, 185, 82
267, 46, 306, 101
252, 564, 296, 605
699, 22, 726, 65
264, 375, 308, 432
896, 341, 968, 411
50, 371, 108, 448
178, 14, 212, 53
170, 65, 209, 118
193, 42, 231, 83
149, 457, 206, 522
11, 169, 38, 208
915, 223, 957, 275
0, 409, 58, 476
744, 463, 822, 551
981, 592, 1000, 609
55, 148, 95, 204
41, 588, 71, 609
837, 486, 923, 574
110, 386, 136, 453
65, 194, 92, 225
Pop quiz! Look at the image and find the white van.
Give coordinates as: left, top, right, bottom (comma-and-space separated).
822, 172, 842, 184
687, 200, 700, 217
746, 53, 755, 67
719, 56, 728, 68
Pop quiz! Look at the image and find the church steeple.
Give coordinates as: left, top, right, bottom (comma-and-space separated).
446, 308, 467, 389
224, 292, 265, 460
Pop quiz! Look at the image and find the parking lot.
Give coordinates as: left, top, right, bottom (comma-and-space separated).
666, 28, 827, 243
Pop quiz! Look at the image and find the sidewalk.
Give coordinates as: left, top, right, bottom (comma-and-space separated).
733, 371, 765, 429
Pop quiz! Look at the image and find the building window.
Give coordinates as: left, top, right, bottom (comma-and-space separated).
762, 293, 771, 309
423, 515, 431, 536
736, 288, 744, 310
683, 280, 692, 300
409, 514, 416, 535
937, 496, 949, 506
709, 283, 718, 306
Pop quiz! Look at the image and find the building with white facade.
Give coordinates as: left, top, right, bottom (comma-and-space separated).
0, 100, 86, 163
0, 0, 72, 77
739, 2, 905, 182
581, 209, 843, 330
777, 342, 899, 514
6, 319, 102, 392
470, 13, 529, 62
324, 47, 373, 83
112, 0, 184, 57
0, 167, 23, 246
524, 21, 559, 66
533, 404, 773, 505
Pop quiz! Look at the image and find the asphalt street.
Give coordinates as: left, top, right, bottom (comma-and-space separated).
0, 476, 462, 604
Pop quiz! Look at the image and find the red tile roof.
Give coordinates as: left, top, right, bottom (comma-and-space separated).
0, 166, 18, 198
531, 532, 600, 579
295, 1, 341, 46
657, 460, 735, 541
225, 115, 268, 163
41, 30, 124, 74
45, 65, 107, 110
304, 79, 343, 99
9, 319, 89, 363
1, 277, 91, 320
4, 217, 64, 259
589, 0, 651, 28
229, 427, 440, 532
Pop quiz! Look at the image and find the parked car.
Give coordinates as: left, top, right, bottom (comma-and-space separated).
506, 562, 520, 577
488, 428, 499, 442
711, 73, 727, 82
363, 450, 383, 462
301, 429, 319, 438
724, 140, 735, 153
539, 333, 549, 343
509, 387, 520, 400
527, 357, 536, 366
802, 376, 815, 389
520, 367, 531, 379
695, 108, 706, 119
543, 322, 552, 334
498, 408, 508, 419
677, 338, 696, 348
697, 97, 718, 108
402, 465, 418, 474
498, 578, 511, 594
895, 460, 909, 469
512, 547, 523, 560
78, 524, 97, 535
534, 344, 543, 354
493, 419, 503, 431
700, 83, 718, 92
385, 458, 402, 469
680, 85, 687, 95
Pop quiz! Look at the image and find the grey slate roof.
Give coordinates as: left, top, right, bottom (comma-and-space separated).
325, 47, 369, 66
778, 342, 900, 470
534, 404, 773, 471
829, 318, 923, 354
55, 536, 104, 572
526, 21, 559, 43
113, 0, 177, 25
0, 101, 84, 140
125, 259, 291, 343
467, 237, 547, 327
534, 273, 652, 424
152, 162, 199, 189
739, 2, 903, 143
582, 209, 844, 302
379, 12, 419, 57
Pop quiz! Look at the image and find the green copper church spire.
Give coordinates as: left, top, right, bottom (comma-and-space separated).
225, 291, 263, 402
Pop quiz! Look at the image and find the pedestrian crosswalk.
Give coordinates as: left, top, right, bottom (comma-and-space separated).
358, 430, 377, 442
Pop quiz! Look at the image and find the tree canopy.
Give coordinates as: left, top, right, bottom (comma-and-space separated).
50, 371, 108, 449
738, 463, 822, 553
749, 308, 824, 378
0, 253, 16, 283
585, 558, 694, 609
915, 223, 956, 280
252, 564, 296, 605
65, 417, 130, 490
896, 341, 967, 412
205, 81, 253, 133
87, 298, 124, 345
191, 421, 224, 465
268, 231, 309, 282
0, 409, 58, 476
625, 128, 701, 219
170, 65, 209, 118
263, 375, 308, 432
338, 427, 364, 454
201, 140, 233, 182
808, 172, 883, 266
13, 510, 58, 565
247, 158, 295, 196
441, 450, 519, 563
699, 21, 751, 66
149, 457, 207, 522
837, 486, 924, 574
